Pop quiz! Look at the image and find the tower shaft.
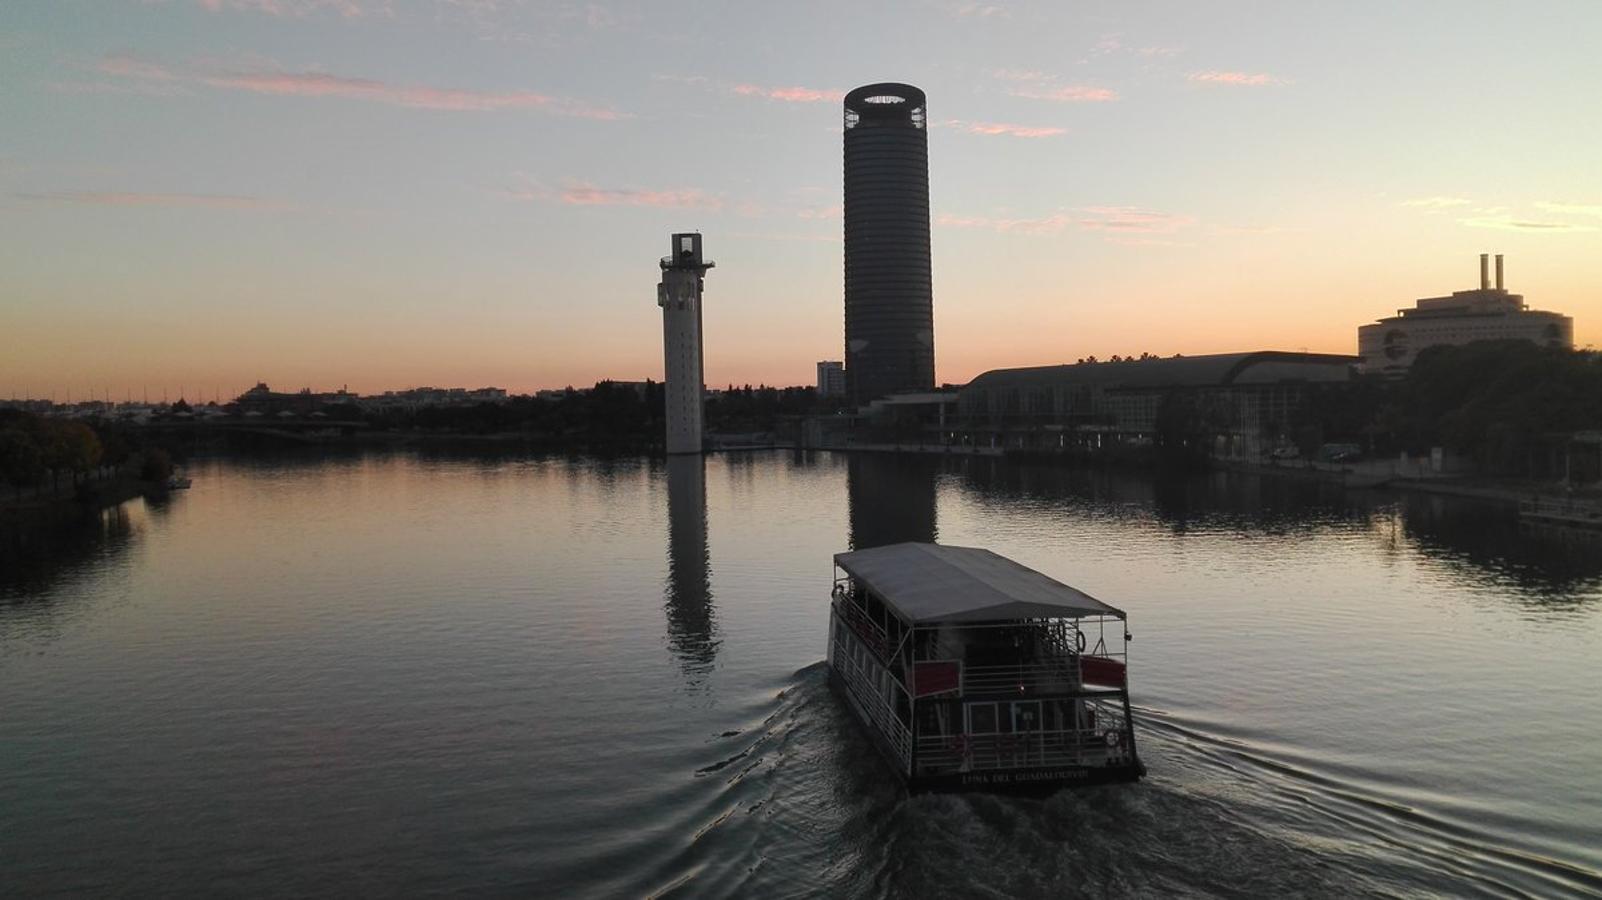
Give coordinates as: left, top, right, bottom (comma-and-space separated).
843, 82, 935, 405
658, 233, 713, 455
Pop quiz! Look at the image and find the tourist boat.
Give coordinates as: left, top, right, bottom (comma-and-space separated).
827, 542, 1144, 791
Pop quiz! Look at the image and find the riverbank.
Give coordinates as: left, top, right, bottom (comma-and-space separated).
0, 473, 165, 537
1221, 456, 1601, 507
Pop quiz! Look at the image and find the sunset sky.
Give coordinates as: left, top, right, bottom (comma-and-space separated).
3, 0, 1600, 400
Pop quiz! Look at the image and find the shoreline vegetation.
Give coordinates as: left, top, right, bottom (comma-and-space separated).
7, 342, 1602, 531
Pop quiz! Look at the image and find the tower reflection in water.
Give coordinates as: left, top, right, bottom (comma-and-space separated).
847, 453, 937, 551
663, 455, 718, 683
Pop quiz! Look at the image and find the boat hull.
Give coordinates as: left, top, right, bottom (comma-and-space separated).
910, 762, 1144, 794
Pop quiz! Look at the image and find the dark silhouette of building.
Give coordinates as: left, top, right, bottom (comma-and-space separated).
663, 455, 717, 682
847, 453, 937, 551
234, 382, 359, 415
957, 351, 1357, 457
843, 82, 934, 406
815, 360, 845, 397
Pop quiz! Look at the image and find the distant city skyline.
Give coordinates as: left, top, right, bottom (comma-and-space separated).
2, 0, 1600, 398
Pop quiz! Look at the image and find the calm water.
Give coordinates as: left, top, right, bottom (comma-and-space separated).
3, 451, 1600, 898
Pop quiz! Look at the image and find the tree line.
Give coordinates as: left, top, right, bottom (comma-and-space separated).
0, 410, 172, 499
341, 381, 826, 448
1375, 341, 1602, 476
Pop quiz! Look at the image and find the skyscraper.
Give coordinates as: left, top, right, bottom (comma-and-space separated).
657, 233, 713, 454
843, 82, 935, 405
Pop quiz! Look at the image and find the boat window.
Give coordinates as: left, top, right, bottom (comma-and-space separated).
968, 703, 997, 735
916, 701, 954, 737
1043, 699, 1079, 731
1012, 701, 1041, 733
967, 702, 1015, 735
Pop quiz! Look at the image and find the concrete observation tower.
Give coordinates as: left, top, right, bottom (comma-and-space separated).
657, 233, 714, 455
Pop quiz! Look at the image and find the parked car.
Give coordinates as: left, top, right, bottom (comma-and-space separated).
1319, 442, 1363, 463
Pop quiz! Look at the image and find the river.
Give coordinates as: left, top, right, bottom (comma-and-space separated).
2, 450, 1599, 897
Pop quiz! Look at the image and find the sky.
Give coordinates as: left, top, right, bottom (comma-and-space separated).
2, 0, 1601, 400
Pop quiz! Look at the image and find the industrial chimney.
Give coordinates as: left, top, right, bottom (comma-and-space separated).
1479, 253, 1489, 290
1495, 253, 1504, 291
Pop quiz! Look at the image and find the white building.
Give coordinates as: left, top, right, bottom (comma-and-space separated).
657, 233, 714, 455
1358, 254, 1573, 374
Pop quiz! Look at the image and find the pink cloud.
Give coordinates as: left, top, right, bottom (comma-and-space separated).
1108, 237, 1193, 247
95, 53, 625, 119
990, 68, 1116, 102
936, 212, 1072, 235
48, 80, 190, 97
797, 204, 842, 220
99, 54, 178, 81
934, 213, 992, 228
18, 191, 279, 209
202, 70, 622, 118
988, 68, 1050, 83
1076, 206, 1194, 233
194, 0, 374, 18
1091, 34, 1122, 55
1007, 84, 1118, 103
732, 84, 843, 103
500, 176, 721, 210
942, 119, 1064, 138
659, 76, 843, 104
559, 183, 722, 210
1187, 71, 1283, 87
936, 206, 1193, 236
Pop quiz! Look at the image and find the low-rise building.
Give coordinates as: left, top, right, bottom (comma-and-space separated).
1358, 254, 1573, 374
359, 386, 509, 412
956, 351, 1359, 457
235, 383, 361, 415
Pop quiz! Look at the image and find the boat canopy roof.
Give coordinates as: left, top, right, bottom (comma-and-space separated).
833, 542, 1125, 624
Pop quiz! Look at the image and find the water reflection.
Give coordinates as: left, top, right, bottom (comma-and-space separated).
948, 455, 1602, 608
663, 455, 718, 681
847, 453, 937, 550
0, 499, 139, 621
1397, 493, 1602, 601
952, 457, 1365, 535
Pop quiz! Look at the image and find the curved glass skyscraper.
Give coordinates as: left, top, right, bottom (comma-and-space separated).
843, 83, 935, 405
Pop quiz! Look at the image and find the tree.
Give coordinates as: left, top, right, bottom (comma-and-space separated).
140, 447, 174, 483
1375, 342, 1602, 475
0, 428, 44, 498
54, 421, 103, 485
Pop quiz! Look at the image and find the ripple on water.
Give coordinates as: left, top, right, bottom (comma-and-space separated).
639, 666, 1600, 900
5, 454, 1601, 898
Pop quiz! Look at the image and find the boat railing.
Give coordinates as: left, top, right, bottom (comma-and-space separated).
832, 594, 893, 662
830, 613, 913, 772
962, 661, 1082, 695
914, 703, 1133, 775
1520, 497, 1602, 524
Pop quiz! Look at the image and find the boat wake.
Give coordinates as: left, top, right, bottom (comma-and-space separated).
634, 665, 1601, 899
